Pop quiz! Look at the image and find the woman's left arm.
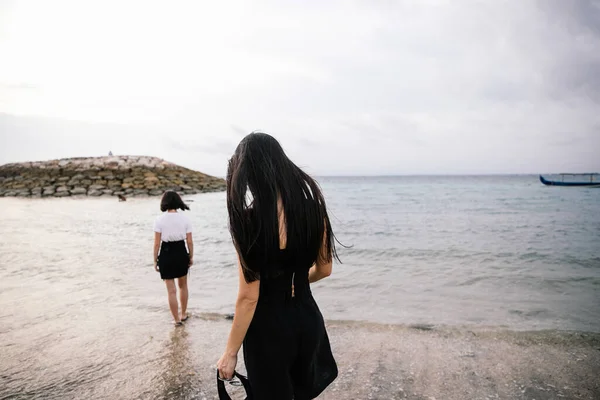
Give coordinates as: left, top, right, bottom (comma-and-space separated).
217, 260, 260, 380
185, 217, 194, 266
186, 232, 194, 266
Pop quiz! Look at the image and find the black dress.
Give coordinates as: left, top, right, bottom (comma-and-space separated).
242, 248, 337, 399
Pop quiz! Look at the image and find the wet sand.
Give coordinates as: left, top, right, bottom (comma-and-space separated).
2, 313, 599, 399
207, 319, 600, 400
324, 322, 600, 400
202, 319, 600, 400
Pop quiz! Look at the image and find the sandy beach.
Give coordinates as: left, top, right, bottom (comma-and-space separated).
3, 312, 599, 399
197, 318, 600, 400
323, 321, 600, 400
168, 317, 600, 400
141, 316, 600, 399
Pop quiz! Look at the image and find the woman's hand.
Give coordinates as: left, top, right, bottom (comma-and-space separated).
217, 352, 238, 381
189, 257, 194, 267
154, 262, 159, 272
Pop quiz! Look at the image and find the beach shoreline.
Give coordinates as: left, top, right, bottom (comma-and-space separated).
160, 316, 600, 400
213, 316, 600, 399
182, 315, 600, 399
323, 320, 600, 400
2, 313, 599, 399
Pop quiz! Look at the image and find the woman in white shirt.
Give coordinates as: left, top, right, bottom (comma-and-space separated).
153, 191, 194, 326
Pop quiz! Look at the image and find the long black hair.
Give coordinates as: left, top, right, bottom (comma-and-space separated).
227, 132, 339, 282
160, 190, 190, 212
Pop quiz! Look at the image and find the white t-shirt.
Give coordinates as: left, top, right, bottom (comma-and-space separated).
153, 212, 192, 242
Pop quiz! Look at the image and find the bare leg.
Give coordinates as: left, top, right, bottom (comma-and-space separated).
177, 275, 188, 320
165, 279, 180, 323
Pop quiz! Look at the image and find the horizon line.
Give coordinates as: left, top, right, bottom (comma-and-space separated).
314, 172, 597, 178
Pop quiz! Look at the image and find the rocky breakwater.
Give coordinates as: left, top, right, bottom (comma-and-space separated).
0, 156, 226, 198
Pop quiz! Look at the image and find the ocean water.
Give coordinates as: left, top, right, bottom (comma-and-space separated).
319, 175, 600, 332
1, 175, 599, 331
1, 175, 599, 398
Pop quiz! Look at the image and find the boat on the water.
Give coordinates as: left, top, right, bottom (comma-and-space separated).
539, 173, 600, 187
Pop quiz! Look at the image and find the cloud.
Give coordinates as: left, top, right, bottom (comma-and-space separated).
0, 82, 37, 89
0, 0, 599, 175
166, 138, 237, 156
230, 125, 248, 137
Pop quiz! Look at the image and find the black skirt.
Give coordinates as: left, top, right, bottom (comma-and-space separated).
157, 240, 189, 280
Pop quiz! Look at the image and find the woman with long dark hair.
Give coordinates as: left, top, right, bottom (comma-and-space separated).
217, 133, 338, 399
153, 191, 194, 326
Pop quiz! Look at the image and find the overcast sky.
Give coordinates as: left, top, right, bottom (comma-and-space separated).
1, 0, 599, 176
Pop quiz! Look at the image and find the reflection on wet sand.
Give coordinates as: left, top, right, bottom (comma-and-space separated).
156, 328, 195, 400
148, 317, 250, 400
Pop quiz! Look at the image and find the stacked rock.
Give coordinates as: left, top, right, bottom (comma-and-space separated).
0, 156, 226, 198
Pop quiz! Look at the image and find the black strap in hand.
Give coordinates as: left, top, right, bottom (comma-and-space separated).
217, 370, 253, 400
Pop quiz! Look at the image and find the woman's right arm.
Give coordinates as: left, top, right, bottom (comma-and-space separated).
309, 225, 333, 283
217, 258, 260, 380
153, 232, 161, 272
